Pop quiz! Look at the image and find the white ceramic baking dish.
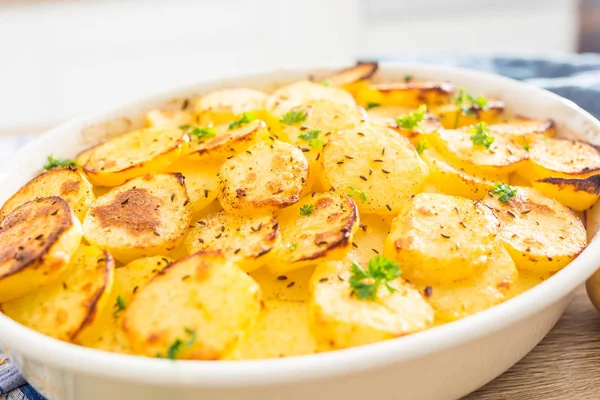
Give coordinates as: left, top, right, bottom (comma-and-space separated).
1, 63, 600, 400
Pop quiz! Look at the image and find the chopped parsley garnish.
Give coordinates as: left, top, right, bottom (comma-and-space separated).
157, 328, 197, 360
347, 186, 367, 203
416, 139, 430, 154
43, 155, 78, 171
404, 74, 414, 83
322, 80, 332, 87
396, 105, 427, 130
229, 112, 257, 130
288, 243, 298, 251
183, 125, 217, 141
298, 129, 325, 147
299, 204, 314, 216
113, 295, 126, 316
349, 255, 402, 301
523, 144, 530, 152
365, 102, 381, 110
279, 109, 307, 125
469, 122, 494, 149
453, 89, 488, 128
490, 182, 517, 203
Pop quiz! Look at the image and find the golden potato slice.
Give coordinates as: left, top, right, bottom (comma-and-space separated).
83, 128, 190, 187
415, 244, 517, 321
420, 147, 504, 200
265, 81, 356, 117
217, 140, 308, 216
347, 214, 390, 266
186, 120, 267, 162
430, 128, 529, 176
308, 260, 434, 351
145, 109, 193, 129
83, 173, 193, 263
532, 175, 600, 211
0, 197, 82, 302
194, 88, 268, 126
123, 251, 262, 360
356, 81, 455, 108
481, 186, 587, 274
167, 159, 218, 215
367, 105, 442, 139
268, 192, 358, 275
383, 193, 499, 285
322, 124, 429, 214
2, 244, 114, 341
322, 62, 378, 88
0, 167, 95, 221
77, 256, 171, 354
433, 99, 504, 128
488, 117, 555, 139
183, 211, 279, 272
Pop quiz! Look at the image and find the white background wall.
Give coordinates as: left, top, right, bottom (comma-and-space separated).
0, 0, 579, 134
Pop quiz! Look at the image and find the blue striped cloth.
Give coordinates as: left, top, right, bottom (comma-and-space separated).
3, 54, 600, 399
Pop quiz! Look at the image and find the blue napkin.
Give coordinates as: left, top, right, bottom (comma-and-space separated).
2, 53, 600, 399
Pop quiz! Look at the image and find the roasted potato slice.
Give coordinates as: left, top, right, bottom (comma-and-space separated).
383, 193, 499, 284
183, 211, 279, 272
322, 124, 429, 214
532, 175, 600, 211
433, 99, 504, 128
83, 173, 192, 263
83, 128, 189, 187
186, 119, 267, 162
265, 81, 356, 117
77, 256, 171, 353
269, 192, 358, 275
488, 117, 555, 139
167, 159, 218, 215
308, 260, 434, 351
217, 140, 308, 216
0, 197, 82, 302
430, 128, 529, 176
2, 244, 114, 341
367, 105, 442, 140
0, 167, 95, 221
416, 244, 517, 321
482, 186, 586, 274
347, 214, 390, 266
123, 251, 262, 360
194, 88, 268, 126
145, 109, 193, 129
322, 62, 378, 88
355, 81, 455, 108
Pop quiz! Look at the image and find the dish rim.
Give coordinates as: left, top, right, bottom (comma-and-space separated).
0, 61, 599, 388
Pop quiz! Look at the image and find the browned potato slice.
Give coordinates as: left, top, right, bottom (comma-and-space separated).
2, 244, 114, 341
183, 211, 279, 272
482, 186, 586, 274
488, 117, 555, 139
532, 175, 600, 211
187, 120, 267, 162
383, 193, 499, 284
265, 81, 356, 117
416, 244, 517, 321
217, 140, 308, 216
83, 173, 192, 263
430, 128, 529, 176
269, 193, 358, 275
355, 80, 455, 108
123, 251, 262, 360
77, 256, 171, 353
308, 260, 434, 351
145, 109, 193, 129
347, 214, 390, 266
322, 124, 429, 214
194, 88, 268, 126
367, 105, 442, 139
433, 99, 504, 128
0, 167, 95, 221
0, 197, 82, 302
167, 159, 219, 215
321, 62, 379, 87
83, 128, 190, 187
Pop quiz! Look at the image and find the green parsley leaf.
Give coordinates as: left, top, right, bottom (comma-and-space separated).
157, 328, 197, 360
404, 74, 414, 83
365, 102, 381, 110
322, 80, 332, 87
43, 155, 78, 171
113, 295, 126, 316
349, 255, 402, 301
396, 105, 427, 130
416, 140, 430, 154
469, 122, 494, 149
186, 126, 217, 141
523, 144, 530, 152
298, 129, 325, 147
490, 182, 517, 203
288, 243, 298, 251
453, 89, 488, 128
299, 204, 314, 217
229, 112, 257, 130
279, 110, 307, 125
347, 186, 367, 203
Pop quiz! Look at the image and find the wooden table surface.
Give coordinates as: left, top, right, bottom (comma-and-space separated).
466, 285, 600, 399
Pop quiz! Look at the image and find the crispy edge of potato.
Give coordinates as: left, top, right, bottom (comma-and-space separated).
322, 62, 379, 87
523, 137, 600, 179
488, 118, 555, 138
433, 100, 505, 128
532, 175, 600, 211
